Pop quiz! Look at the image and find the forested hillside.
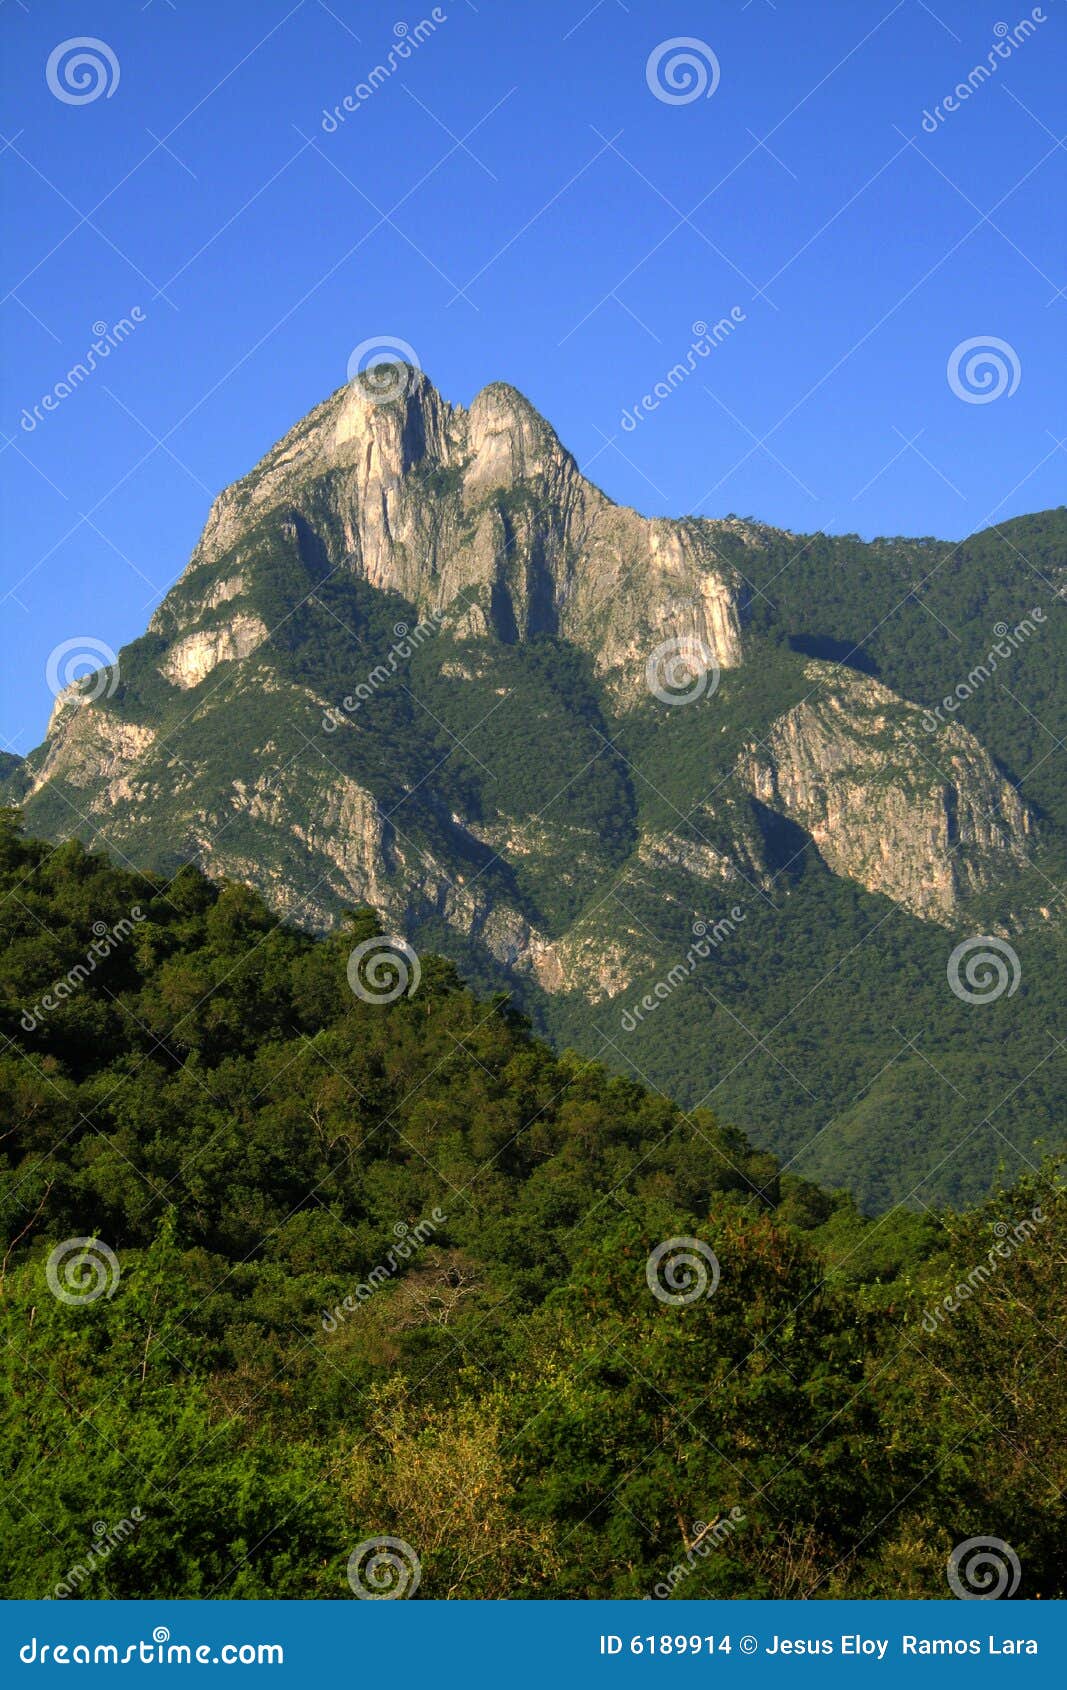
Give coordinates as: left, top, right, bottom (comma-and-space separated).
6, 369, 1063, 1215
1, 813, 1062, 1599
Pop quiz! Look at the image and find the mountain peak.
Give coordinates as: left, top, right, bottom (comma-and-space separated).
7, 385, 1058, 1214
152, 368, 748, 688
469, 377, 542, 413
464, 378, 571, 495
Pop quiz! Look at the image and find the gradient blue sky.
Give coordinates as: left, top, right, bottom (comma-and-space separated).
2, 0, 1064, 751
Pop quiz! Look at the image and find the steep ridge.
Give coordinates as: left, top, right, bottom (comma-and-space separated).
5, 369, 1063, 1208
11, 369, 1038, 930
150, 371, 747, 695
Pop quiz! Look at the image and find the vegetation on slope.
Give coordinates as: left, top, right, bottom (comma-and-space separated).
6, 506, 1065, 1214
0, 814, 1062, 1599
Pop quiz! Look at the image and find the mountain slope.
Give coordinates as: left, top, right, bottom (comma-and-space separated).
5, 369, 1065, 1208
0, 817, 1063, 1599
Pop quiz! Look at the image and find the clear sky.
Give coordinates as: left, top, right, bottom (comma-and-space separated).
1, 0, 1064, 751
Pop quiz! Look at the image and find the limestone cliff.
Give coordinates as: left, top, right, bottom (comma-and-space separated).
739, 663, 1035, 924
7, 369, 1048, 1007
150, 371, 746, 700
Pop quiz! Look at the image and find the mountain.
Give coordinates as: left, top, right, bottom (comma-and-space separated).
5, 368, 1065, 1210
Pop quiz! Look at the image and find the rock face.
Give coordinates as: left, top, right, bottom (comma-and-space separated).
161, 614, 268, 689
29, 699, 157, 808
8, 367, 1044, 1002
153, 371, 746, 699
739, 664, 1035, 923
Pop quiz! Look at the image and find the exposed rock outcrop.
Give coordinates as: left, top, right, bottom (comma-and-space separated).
739, 663, 1034, 923
7, 370, 1044, 1003
157, 371, 746, 699
161, 614, 268, 689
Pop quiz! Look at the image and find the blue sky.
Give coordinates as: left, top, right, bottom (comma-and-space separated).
1, 0, 1064, 751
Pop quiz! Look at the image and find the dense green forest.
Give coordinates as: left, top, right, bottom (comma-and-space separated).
735, 509, 1066, 833
1, 812, 1062, 1598
9, 508, 1064, 1214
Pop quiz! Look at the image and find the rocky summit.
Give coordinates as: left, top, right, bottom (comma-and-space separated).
6, 369, 1065, 1209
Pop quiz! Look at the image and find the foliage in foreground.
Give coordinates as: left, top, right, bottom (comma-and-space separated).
0, 813, 1062, 1598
